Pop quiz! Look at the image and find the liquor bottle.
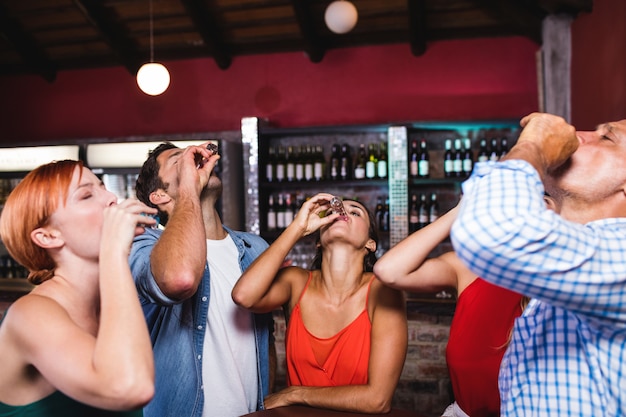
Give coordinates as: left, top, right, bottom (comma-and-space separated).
453, 139, 463, 178
444, 139, 453, 178
275, 145, 286, 182
267, 194, 277, 231
276, 193, 286, 230
377, 142, 388, 179
304, 145, 314, 181
418, 139, 429, 178
374, 196, 384, 231
283, 193, 294, 226
477, 138, 489, 163
429, 193, 439, 224
462, 138, 473, 177
294, 145, 304, 181
382, 198, 390, 232
409, 193, 419, 233
285, 146, 295, 182
354, 143, 366, 179
489, 138, 499, 162
365, 143, 378, 179
314, 145, 325, 181
339, 143, 352, 180
500, 137, 509, 159
329, 144, 340, 180
265, 145, 276, 182
409, 139, 419, 178
418, 194, 429, 229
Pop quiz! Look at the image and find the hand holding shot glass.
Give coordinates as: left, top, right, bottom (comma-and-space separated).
195, 142, 219, 169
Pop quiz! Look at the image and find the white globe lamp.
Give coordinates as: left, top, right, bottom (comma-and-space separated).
324, 0, 358, 34
136, 62, 170, 96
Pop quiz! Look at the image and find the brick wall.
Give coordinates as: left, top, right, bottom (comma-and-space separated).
272, 303, 454, 417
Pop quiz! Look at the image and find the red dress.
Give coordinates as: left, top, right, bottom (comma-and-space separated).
286, 273, 373, 386
446, 278, 523, 417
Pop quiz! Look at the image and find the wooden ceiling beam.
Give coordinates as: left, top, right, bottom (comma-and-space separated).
289, 0, 325, 63
538, 0, 593, 15
475, 0, 544, 45
180, 0, 232, 70
407, 0, 427, 57
0, 3, 57, 82
74, 0, 143, 75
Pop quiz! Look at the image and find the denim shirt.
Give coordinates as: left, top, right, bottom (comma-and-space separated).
129, 226, 272, 417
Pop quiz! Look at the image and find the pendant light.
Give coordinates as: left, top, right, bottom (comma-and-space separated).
324, 0, 358, 34
136, 0, 170, 96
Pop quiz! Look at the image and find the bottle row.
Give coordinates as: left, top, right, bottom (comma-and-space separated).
0, 255, 28, 279
264, 142, 388, 183
409, 136, 510, 179
265, 192, 391, 233
409, 192, 440, 233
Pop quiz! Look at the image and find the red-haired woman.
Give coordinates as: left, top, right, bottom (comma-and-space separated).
0, 160, 155, 416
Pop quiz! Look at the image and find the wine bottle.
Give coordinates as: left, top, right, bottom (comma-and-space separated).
340, 143, 352, 180
294, 145, 304, 181
418, 194, 429, 229
285, 146, 295, 182
265, 145, 276, 182
304, 145, 314, 181
377, 142, 388, 179
477, 138, 489, 162
354, 143, 366, 179
409, 194, 419, 233
314, 145, 325, 181
329, 144, 340, 180
418, 139, 429, 178
453, 139, 463, 178
409, 139, 419, 178
429, 193, 439, 224
276, 193, 286, 230
267, 194, 277, 231
462, 138, 473, 177
444, 139, 453, 178
275, 145, 286, 182
365, 143, 377, 179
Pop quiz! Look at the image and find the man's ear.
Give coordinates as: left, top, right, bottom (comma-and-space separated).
31, 227, 63, 249
149, 189, 171, 206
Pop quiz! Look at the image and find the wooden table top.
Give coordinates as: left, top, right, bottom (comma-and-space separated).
241, 405, 424, 417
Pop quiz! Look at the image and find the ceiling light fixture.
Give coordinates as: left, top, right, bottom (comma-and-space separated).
324, 0, 358, 34
136, 0, 170, 96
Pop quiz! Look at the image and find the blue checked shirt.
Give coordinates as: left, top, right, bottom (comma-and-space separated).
451, 160, 626, 417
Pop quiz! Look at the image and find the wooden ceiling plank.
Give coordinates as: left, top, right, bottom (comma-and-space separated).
0, 2, 57, 81
74, 0, 143, 74
180, 0, 232, 70
289, 0, 325, 63
407, 0, 427, 56
474, 0, 544, 44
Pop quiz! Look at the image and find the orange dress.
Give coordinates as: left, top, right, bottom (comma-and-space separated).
286, 272, 373, 386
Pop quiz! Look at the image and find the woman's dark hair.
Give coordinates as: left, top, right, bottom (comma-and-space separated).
134, 142, 178, 226
309, 199, 379, 272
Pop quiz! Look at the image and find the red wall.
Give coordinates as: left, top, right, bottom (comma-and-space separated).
571, 0, 626, 129
0, 37, 540, 145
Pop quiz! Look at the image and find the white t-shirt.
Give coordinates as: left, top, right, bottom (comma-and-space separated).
202, 235, 258, 417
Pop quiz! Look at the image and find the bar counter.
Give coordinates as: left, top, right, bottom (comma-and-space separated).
241, 405, 423, 417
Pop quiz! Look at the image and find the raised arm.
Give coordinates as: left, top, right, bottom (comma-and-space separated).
150, 144, 219, 300
262, 281, 407, 413
374, 205, 461, 292
232, 193, 339, 313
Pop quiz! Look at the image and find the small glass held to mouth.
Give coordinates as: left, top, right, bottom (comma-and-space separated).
329, 196, 348, 220
195, 143, 219, 169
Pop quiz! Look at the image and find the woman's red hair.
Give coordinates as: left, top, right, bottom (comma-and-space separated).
0, 160, 83, 284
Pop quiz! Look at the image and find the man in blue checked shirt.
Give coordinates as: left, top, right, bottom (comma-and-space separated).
451, 112, 626, 416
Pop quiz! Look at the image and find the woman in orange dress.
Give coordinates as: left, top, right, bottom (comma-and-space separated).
232, 193, 407, 413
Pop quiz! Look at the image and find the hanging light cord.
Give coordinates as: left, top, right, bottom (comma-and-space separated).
149, 0, 154, 63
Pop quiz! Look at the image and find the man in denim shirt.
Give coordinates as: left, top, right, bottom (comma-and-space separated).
129, 142, 272, 417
